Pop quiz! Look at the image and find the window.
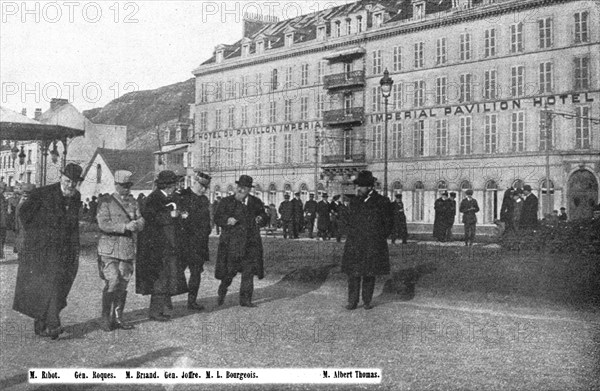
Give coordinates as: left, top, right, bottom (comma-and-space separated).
284, 99, 293, 122
334, 21, 341, 37
255, 103, 263, 125
574, 11, 589, 43
485, 114, 498, 154
413, 181, 425, 222
373, 13, 383, 28
372, 50, 382, 74
575, 106, 590, 149
414, 80, 425, 107
271, 68, 278, 91
460, 116, 472, 155
484, 28, 496, 57
460, 180, 472, 201
460, 33, 471, 61
241, 105, 248, 127
242, 44, 250, 57
284, 134, 292, 163
413, 120, 425, 157
301, 64, 309, 86
268, 135, 277, 164
539, 62, 553, 94
300, 132, 309, 162
285, 33, 293, 47
317, 26, 326, 41
256, 40, 264, 54
300, 96, 309, 120
199, 111, 208, 131
484, 180, 498, 223
344, 93, 354, 115
345, 18, 352, 35
393, 83, 403, 110
511, 65, 525, 97
215, 109, 222, 130
484, 70, 497, 100
510, 23, 523, 53
392, 122, 402, 158
316, 93, 325, 117
344, 129, 353, 160
436, 76, 447, 105
436, 38, 446, 65
254, 136, 262, 164
511, 111, 525, 152
216, 50, 223, 63
285, 66, 293, 89
393, 46, 402, 72
228, 106, 235, 128
200, 83, 208, 103
538, 18, 553, 49
269, 101, 277, 123
540, 179, 555, 216
317, 61, 326, 84
357, 16, 363, 32
96, 164, 102, 184
574, 57, 590, 90
226, 79, 235, 99
539, 110, 553, 151
459, 74, 472, 103
372, 86, 382, 112
372, 124, 383, 159
226, 139, 234, 167
240, 139, 248, 166
435, 119, 448, 156
254, 73, 262, 95
414, 42, 424, 68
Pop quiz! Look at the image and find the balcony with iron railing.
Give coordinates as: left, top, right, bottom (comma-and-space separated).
323, 107, 365, 127
323, 70, 366, 90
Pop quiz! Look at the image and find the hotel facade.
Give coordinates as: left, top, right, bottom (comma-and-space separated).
191, 0, 599, 231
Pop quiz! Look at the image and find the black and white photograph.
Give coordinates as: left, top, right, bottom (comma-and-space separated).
1, 0, 599, 389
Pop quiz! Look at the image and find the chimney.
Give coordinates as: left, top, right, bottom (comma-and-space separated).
21, 108, 27, 117
50, 98, 69, 111
34, 108, 42, 120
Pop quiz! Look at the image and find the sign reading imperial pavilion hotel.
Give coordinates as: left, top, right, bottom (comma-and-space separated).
191, 0, 599, 231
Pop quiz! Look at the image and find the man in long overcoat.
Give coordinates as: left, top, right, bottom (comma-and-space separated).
136, 170, 188, 321
14, 183, 36, 254
520, 184, 539, 230
433, 191, 450, 241
291, 192, 304, 238
278, 194, 293, 239
342, 171, 394, 310
175, 171, 212, 311
303, 193, 317, 238
214, 175, 268, 307
316, 193, 331, 240
13, 163, 83, 339
445, 192, 457, 241
459, 189, 479, 246
97, 170, 145, 331
391, 193, 408, 244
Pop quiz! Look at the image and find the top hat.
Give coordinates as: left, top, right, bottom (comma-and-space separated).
523, 184, 532, 192
465, 189, 474, 196
194, 172, 212, 186
114, 170, 133, 186
353, 170, 377, 187
235, 175, 254, 188
61, 163, 84, 182
155, 170, 179, 186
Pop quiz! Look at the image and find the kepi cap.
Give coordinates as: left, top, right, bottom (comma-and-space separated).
114, 170, 133, 186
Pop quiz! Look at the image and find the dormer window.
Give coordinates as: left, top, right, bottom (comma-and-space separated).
357, 16, 363, 33
373, 13, 383, 28
345, 18, 352, 35
242, 44, 250, 57
317, 25, 326, 40
414, 1, 425, 19
256, 40, 264, 54
285, 33, 294, 47
216, 50, 224, 63
334, 20, 341, 37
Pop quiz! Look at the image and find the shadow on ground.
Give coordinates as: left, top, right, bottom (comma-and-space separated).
377, 263, 437, 303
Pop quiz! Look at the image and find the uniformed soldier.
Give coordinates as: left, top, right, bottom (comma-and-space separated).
97, 170, 145, 331
303, 193, 317, 239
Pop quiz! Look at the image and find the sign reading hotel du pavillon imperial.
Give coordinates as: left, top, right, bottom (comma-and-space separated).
200, 120, 324, 140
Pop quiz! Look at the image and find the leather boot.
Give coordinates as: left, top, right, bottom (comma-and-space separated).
187, 292, 204, 311
100, 291, 114, 332
217, 284, 227, 306
113, 291, 134, 330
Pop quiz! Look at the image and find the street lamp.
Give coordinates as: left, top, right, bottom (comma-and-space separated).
10, 142, 19, 161
18, 146, 26, 165
50, 141, 60, 164
379, 68, 394, 198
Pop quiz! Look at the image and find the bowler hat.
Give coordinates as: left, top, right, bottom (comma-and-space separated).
523, 184, 532, 192
235, 174, 254, 188
155, 170, 178, 186
114, 170, 133, 186
61, 163, 84, 182
465, 189, 474, 196
194, 172, 211, 186
353, 170, 377, 187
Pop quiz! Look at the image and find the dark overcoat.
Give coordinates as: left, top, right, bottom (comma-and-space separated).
214, 195, 268, 280
433, 198, 450, 239
291, 198, 304, 223
316, 200, 331, 231
342, 191, 394, 276
135, 189, 188, 296
278, 200, 293, 221
13, 183, 81, 319
520, 194, 539, 229
391, 200, 408, 238
175, 188, 212, 270
459, 198, 480, 224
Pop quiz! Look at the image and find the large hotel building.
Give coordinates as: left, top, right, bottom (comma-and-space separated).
190, 0, 599, 231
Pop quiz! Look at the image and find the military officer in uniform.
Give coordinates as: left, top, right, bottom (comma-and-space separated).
303, 193, 317, 239
97, 170, 145, 331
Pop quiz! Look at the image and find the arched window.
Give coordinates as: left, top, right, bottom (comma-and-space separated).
284, 183, 292, 193
512, 179, 524, 190
392, 181, 403, 197
300, 183, 309, 201
540, 178, 555, 216
437, 180, 447, 197
413, 181, 425, 221
269, 183, 277, 204
485, 180, 498, 223
96, 164, 102, 184
459, 180, 472, 200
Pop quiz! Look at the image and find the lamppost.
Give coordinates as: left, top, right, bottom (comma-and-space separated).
379, 68, 394, 198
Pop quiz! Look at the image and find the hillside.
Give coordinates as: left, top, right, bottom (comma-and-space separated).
83, 78, 195, 150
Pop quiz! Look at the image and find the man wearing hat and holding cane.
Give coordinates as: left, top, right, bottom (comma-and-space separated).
13, 163, 83, 339
214, 175, 268, 307
136, 170, 188, 321
96, 170, 145, 331
175, 171, 212, 311
342, 170, 394, 310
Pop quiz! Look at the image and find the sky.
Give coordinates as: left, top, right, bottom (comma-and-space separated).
1, 0, 352, 115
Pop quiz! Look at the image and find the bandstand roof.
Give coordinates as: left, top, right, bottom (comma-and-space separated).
0, 106, 85, 141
